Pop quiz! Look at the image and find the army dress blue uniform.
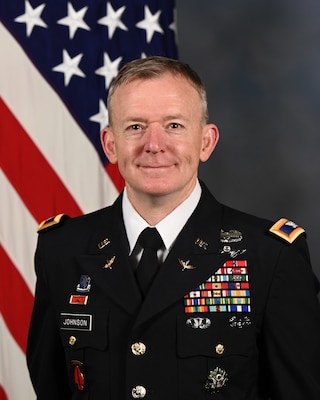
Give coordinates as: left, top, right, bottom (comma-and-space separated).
27, 183, 320, 399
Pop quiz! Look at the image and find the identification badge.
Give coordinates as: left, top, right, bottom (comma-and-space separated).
60, 313, 92, 331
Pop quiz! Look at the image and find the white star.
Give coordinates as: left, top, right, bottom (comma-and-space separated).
98, 2, 128, 39
169, 8, 178, 42
136, 5, 163, 43
89, 100, 109, 130
57, 2, 90, 39
52, 49, 85, 86
14, 0, 47, 37
95, 53, 122, 89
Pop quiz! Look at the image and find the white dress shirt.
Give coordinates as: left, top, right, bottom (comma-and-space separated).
122, 180, 202, 267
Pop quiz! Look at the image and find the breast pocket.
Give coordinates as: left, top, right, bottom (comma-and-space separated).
177, 313, 256, 399
58, 307, 109, 397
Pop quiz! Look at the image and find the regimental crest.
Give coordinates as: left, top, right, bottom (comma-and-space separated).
269, 218, 305, 243
76, 275, 91, 293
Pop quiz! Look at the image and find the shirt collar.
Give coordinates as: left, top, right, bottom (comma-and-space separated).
122, 180, 202, 254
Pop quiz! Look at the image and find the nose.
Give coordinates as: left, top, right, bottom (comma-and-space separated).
144, 124, 166, 153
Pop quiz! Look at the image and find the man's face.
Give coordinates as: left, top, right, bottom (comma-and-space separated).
101, 72, 219, 203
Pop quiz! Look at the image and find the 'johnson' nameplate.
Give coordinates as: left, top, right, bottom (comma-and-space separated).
60, 313, 92, 331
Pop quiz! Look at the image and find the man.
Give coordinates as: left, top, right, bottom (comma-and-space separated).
27, 56, 320, 399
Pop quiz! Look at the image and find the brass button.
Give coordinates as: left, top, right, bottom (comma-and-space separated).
215, 343, 224, 355
132, 385, 147, 399
131, 342, 147, 356
69, 336, 77, 346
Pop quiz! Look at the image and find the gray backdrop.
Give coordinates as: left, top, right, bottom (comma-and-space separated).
176, 0, 320, 279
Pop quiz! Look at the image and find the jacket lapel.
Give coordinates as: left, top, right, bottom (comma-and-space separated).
134, 185, 230, 327
76, 196, 143, 315
72, 185, 234, 325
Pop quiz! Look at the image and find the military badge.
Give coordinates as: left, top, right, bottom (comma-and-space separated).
220, 229, 243, 243
37, 214, 69, 232
184, 260, 251, 313
229, 315, 251, 328
269, 218, 305, 243
69, 295, 88, 305
76, 275, 91, 293
205, 367, 228, 393
98, 237, 110, 249
179, 259, 196, 271
220, 245, 246, 258
71, 360, 85, 391
102, 256, 115, 269
186, 317, 211, 329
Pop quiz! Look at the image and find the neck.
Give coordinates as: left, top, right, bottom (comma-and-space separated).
126, 183, 197, 226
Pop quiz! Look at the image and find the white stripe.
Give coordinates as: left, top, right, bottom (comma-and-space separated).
0, 169, 37, 294
0, 314, 36, 400
0, 23, 119, 213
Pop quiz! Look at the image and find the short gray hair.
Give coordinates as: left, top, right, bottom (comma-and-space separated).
107, 56, 208, 126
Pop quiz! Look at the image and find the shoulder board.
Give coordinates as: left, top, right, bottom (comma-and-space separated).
269, 218, 305, 243
37, 214, 69, 233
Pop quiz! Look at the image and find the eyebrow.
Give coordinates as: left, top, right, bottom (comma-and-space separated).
124, 114, 187, 123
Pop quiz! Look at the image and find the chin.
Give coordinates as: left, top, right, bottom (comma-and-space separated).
139, 180, 175, 196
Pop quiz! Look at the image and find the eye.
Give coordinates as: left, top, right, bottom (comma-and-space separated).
169, 122, 182, 129
130, 124, 142, 130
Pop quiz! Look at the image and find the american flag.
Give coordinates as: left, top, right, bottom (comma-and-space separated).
0, 1, 177, 398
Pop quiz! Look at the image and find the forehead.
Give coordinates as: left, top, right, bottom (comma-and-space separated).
111, 73, 200, 106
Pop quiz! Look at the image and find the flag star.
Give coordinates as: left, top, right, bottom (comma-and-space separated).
169, 8, 178, 39
89, 100, 109, 130
57, 2, 90, 39
14, 0, 47, 37
52, 49, 85, 86
136, 5, 164, 43
98, 2, 128, 40
95, 53, 122, 89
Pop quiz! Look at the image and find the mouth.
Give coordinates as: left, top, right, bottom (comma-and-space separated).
139, 164, 173, 170
137, 164, 175, 176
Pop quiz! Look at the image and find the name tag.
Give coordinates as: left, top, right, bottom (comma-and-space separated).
60, 313, 92, 331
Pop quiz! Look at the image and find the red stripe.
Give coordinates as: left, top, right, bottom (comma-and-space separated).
0, 245, 34, 353
105, 162, 124, 193
0, 98, 83, 222
0, 385, 9, 400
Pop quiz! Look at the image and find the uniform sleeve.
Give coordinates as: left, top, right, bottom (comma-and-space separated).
262, 236, 320, 399
26, 236, 71, 399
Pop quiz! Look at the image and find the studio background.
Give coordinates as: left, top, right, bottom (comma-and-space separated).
177, 0, 320, 278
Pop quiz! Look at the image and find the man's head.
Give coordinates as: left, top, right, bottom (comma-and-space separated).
101, 56, 219, 213
107, 56, 209, 128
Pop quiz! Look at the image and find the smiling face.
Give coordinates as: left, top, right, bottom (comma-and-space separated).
101, 72, 219, 208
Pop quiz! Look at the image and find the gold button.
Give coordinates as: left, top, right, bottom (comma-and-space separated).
69, 336, 77, 346
132, 385, 147, 399
215, 343, 224, 355
131, 342, 146, 356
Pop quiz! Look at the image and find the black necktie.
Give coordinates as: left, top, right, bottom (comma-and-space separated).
136, 227, 164, 295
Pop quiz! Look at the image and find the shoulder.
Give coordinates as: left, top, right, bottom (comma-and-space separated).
268, 218, 305, 244
200, 182, 306, 245
37, 206, 115, 235
37, 194, 122, 235
37, 213, 70, 233
222, 206, 305, 245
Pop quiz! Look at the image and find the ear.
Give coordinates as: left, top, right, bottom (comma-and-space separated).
200, 124, 219, 162
100, 127, 118, 164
